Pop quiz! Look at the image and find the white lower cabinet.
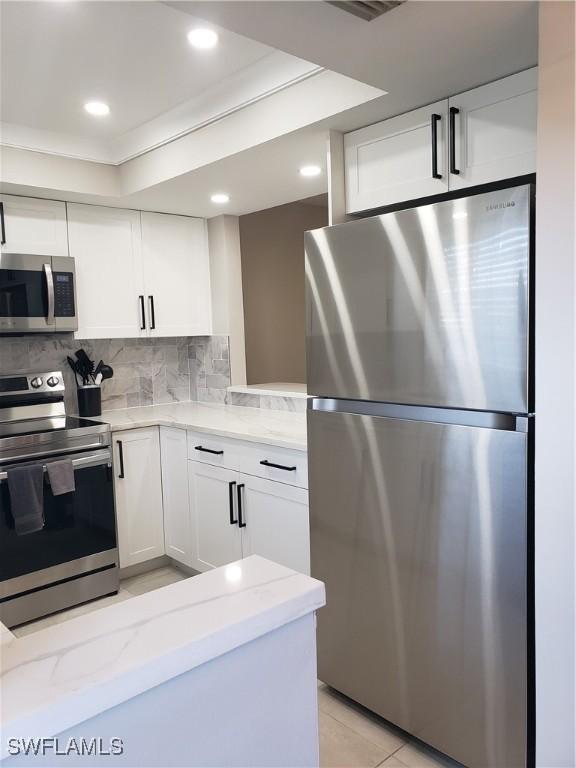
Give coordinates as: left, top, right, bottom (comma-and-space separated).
161, 427, 192, 567
187, 439, 310, 575
188, 462, 243, 571
239, 474, 310, 575
114, 428, 165, 568
114, 426, 309, 575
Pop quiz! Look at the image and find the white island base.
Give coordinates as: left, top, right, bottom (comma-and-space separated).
1, 557, 325, 768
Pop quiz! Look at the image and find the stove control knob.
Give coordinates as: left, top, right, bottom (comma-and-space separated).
30, 377, 43, 389
47, 376, 60, 387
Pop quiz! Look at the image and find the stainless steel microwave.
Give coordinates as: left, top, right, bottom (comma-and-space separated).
0, 253, 77, 333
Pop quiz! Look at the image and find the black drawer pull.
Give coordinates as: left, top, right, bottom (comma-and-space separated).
237, 484, 246, 528
194, 445, 224, 455
260, 459, 297, 472
228, 480, 237, 525
116, 440, 125, 479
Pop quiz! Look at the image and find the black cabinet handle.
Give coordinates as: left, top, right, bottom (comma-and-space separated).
260, 459, 297, 472
148, 295, 156, 330
0, 202, 5, 245
237, 484, 246, 528
194, 445, 224, 456
138, 295, 146, 330
116, 440, 125, 479
449, 107, 460, 175
431, 113, 442, 179
229, 480, 238, 525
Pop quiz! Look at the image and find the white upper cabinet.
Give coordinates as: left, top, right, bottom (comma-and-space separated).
0, 195, 68, 256
344, 101, 449, 212
448, 68, 538, 190
141, 212, 211, 337
68, 204, 145, 339
69, 204, 211, 339
344, 68, 537, 213
114, 427, 165, 569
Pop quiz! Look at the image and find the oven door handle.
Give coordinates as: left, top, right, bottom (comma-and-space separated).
44, 262, 55, 325
0, 450, 112, 482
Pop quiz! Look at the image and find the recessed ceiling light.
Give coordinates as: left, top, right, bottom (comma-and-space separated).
187, 28, 219, 49
299, 165, 322, 178
211, 193, 230, 204
84, 101, 110, 117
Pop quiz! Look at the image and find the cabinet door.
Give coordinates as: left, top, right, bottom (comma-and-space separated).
448, 68, 537, 190
344, 101, 449, 213
239, 474, 310, 574
67, 204, 145, 339
161, 427, 191, 567
188, 462, 241, 572
114, 428, 165, 568
141, 212, 212, 337
0, 195, 68, 256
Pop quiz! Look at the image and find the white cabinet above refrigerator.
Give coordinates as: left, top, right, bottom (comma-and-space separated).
344, 68, 537, 213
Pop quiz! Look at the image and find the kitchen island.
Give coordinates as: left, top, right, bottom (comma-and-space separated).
1, 556, 325, 767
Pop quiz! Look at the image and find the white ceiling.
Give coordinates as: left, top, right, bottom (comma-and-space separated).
0, 0, 539, 219
0, 1, 274, 139
123, 127, 329, 217
172, 0, 539, 120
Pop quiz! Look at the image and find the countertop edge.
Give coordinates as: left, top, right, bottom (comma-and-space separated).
107, 417, 307, 451
1, 560, 325, 755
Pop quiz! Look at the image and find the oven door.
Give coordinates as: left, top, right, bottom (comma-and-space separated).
0, 449, 117, 599
0, 253, 77, 333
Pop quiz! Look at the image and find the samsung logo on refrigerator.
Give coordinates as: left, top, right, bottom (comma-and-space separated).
486, 201, 516, 211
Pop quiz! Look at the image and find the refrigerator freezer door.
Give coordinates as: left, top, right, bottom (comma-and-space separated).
308, 408, 528, 768
306, 184, 531, 412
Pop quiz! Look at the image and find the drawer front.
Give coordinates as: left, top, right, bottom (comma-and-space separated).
187, 431, 240, 470
239, 443, 308, 488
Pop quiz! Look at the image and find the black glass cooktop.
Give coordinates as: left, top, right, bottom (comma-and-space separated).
0, 416, 108, 440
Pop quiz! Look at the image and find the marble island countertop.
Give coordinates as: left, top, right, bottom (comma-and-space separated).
95, 401, 307, 451
0, 556, 325, 758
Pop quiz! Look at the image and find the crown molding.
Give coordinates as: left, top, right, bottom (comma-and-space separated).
0, 53, 323, 167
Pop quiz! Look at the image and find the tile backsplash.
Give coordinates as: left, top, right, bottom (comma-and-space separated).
0, 335, 230, 413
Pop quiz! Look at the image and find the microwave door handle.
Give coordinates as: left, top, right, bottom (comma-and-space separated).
44, 262, 55, 324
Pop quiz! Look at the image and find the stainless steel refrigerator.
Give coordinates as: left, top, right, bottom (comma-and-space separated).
305, 182, 534, 768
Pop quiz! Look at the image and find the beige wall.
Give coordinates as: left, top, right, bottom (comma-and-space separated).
535, 2, 576, 765
239, 200, 328, 384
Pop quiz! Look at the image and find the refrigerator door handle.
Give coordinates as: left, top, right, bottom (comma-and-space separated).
310, 398, 530, 432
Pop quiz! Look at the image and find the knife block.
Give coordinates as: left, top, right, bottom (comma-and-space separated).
77, 385, 102, 418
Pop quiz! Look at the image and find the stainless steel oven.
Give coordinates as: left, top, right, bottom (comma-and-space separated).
0, 253, 77, 333
0, 371, 118, 628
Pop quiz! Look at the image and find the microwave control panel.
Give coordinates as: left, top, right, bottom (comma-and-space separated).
53, 272, 76, 317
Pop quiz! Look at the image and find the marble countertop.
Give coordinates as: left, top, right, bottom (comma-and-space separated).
1, 556, 325, 757
96, 401, 308, 450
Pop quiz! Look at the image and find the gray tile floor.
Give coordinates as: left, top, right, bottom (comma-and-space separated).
318, 681, 461, 767
12, 566, 460, 768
